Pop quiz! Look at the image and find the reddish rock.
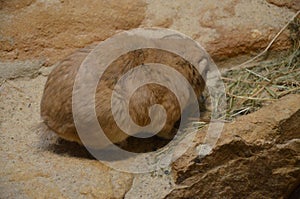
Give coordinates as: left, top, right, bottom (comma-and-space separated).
267, 0, 300, 11
167, 94, 300, 198
0, 0, 297, 66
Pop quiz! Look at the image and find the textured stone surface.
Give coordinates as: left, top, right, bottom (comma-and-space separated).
0, 60, 43, 79
267, 0, 300, 11
0, 0, 146, 66
0, 76, 133, 199
0, 0, 297, 67
167, 94, 300, 199
143, 0, 296, 64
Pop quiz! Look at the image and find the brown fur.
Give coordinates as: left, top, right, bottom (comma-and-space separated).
40, 45, 206, 148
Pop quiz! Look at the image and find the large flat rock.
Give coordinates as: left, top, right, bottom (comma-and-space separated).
0, 0, 297, 66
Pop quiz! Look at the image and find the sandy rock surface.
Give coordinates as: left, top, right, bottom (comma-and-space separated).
0, 76, 133, 199
0, 0, 297, 66
0, 0, 146, 66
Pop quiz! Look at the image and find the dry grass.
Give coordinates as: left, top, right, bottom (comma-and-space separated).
189, 16, 300, 131
223, 17, 300, 120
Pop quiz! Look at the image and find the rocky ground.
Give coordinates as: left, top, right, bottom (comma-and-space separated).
0, 0, 299, 198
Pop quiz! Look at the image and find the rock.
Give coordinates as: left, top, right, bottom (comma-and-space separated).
125, 169, 175, 199
144, 0, 297, 65
0, 60, 43, 79
0, 77, 134, 199
0, 0, 297, 66
0, 0, 146, 65
166, 94, 300, 198
267, 0, 300, 11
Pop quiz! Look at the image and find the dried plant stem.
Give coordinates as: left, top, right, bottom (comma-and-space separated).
237, 85, 267, 106
221, 77, 268, 85
278, 87, 300, 97
245, 69, 271, 82
227, 93, 277, 101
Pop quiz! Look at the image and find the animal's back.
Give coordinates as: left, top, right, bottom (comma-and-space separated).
41, 45, 206, 148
